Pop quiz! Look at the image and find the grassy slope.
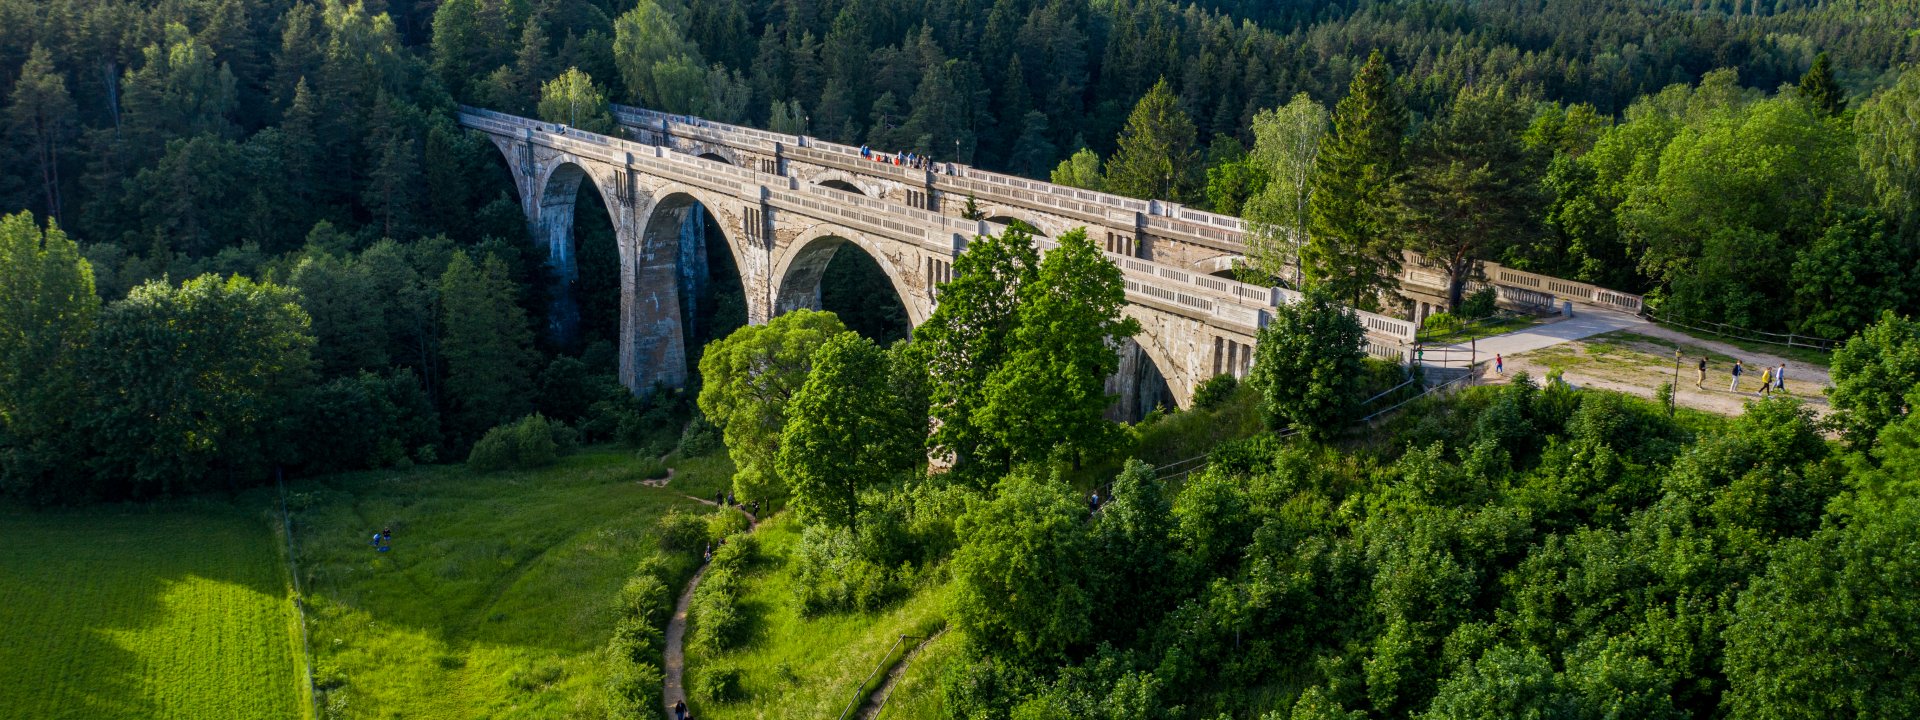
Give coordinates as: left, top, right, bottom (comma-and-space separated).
294, 448, 708, 719
0, 503, 307, 720
686, 514, 950, 720
879, 629, 965, 720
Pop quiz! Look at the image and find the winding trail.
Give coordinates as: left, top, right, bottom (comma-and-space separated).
854, 631, 943, 720
661, 491, 757, 719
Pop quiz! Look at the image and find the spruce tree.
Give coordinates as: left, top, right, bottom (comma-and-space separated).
1797, 52, 1847, 117
1103, 78, 1197, 202
439, 250, 536, 449
1306, 50, 1407, 310
7, 46, 75, 223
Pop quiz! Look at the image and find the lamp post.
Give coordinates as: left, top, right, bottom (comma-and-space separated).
1670, 345, 1682, 416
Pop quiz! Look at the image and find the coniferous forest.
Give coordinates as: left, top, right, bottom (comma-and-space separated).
4, 1, 1920, 718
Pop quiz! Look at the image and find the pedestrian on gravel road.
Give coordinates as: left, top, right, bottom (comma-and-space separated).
1730, 360, 1744, 392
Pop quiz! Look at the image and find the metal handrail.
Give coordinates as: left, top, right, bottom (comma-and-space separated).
836, 634, 927, 720
1638, 308, 1837, 352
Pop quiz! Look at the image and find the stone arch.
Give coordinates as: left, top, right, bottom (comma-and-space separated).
771, 225, 928, 330
697, 152, 732, 165
532, 158, 627, 345
808, 169, 892, 200
1197, 254, 1243, 277
627, 183, 757, 391
1108, 334, 1179, 422
974, 204, 1067, 238
481, 135, 534, 212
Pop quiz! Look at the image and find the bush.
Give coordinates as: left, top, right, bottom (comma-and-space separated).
706, 509, 749, 544
466, 414, 571, 472
1422, 311, 1461, 333
1460, 287, 1499, 319
791, 524, 909, 615
1191, 374, 1239, 411
695, 663, 745, 703
689, 566, 748, 652
677, 412, 724, 457
617, 573, 673, 627
602, 651, 663, 719
657, 509, 710, 553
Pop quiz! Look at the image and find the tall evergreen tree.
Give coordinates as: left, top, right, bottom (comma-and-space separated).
7, 46, 76, 223
1102, 78, 1197, 202
1306, 51, 1407, 310
1797, 52, 1846, 117
439, 250, 536, 448
1392, 84, 1541, 310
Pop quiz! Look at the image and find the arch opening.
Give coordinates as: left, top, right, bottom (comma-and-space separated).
819, 179, 866, 196
985, 216, 1047, 237
777, 236, 911, 344
636, 192, 749, 388
698, 152, 732, 165
1107, 337, 1176, 423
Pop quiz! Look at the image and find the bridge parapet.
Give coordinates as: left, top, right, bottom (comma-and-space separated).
1401, 251, 1645, 315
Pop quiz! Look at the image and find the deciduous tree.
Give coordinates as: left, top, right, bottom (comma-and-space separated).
777, 333, 922, 533
1248, 287, 1366, 439
439, 250, 536, 448
697, 309, 848, 506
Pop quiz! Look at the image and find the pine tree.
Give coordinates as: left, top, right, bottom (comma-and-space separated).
1392, 84, 1540, 310
1305, 50, 1407, 310
7, 45, 76, 223
439, 250, 536, 448
1008, 111, 1059, 179
1102, 78, 1198, 202
1797, 52, 1847, 117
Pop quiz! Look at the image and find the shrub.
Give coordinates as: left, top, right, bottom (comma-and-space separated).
466, 414, 571, 472
689, 566, 747, 652
617, 573, 673, 627
1422, 311, 1461, 333
706, 509, 749, 544
677, 412, 724, 457
793, 523, 909, 616
657, 509, 710, 553
602, 651, 663, 719
1191, 374, 1239, 411
695, 663, 745, 703
1460, 287, 1499, 319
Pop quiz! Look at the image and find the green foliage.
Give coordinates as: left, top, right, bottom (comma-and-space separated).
1050, 148, 1104, 191
1191, 374, 1240, 412
696, 309, 849, 507
1103, 79, 1198, 202
1795, 52, 1846, 118
1393, 84, 1541, 310
1243, 93, 1330, 284
1248, 287, 1368, 439
657, 508, 711, 552
536, 67, 614, 133
695, 663, 745, 703
790, 523, 910, 615
1858, 65, 1920, 224
1307, 51, 1407, 310
440, 250, 537, 450
1826, 311, 1920, 446
86, 273, 314, 497
950, 471, 1094, 668
1789, 210, 1914, 339
1457, 288, 1498, 320
913, 225, 1039, 479
0, 212, 96, 499
979, 228, 1140, 466
777, 332, 922, 531
466, 413, 574, 472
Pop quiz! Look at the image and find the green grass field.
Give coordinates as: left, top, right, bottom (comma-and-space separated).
0, 503, 309, 719
877, 629, 963, 719
685, 514, 950, 720
292, 448, 710, 719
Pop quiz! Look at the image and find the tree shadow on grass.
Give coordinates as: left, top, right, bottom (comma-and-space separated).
0, 505, 299, 719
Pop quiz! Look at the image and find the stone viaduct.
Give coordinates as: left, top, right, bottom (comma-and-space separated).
457, 104, 1641, 415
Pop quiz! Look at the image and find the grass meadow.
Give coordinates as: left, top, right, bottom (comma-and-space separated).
291, 448, 708, 719
0, 503, 309, 719
685, 514, 951, 720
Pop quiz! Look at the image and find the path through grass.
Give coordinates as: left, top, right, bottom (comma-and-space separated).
686, 515, 950, 719
0, 503, 307, 719
293, 448, 708, 719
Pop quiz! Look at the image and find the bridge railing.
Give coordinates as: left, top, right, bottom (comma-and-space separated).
1402, 252, 1645, 315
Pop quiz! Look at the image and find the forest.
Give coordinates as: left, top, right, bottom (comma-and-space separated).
4, 0, 1920, 716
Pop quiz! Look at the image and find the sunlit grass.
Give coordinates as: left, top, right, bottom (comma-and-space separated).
293, 447, 707, 719
685, 514, 950, 720
0, 505, 307, 719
